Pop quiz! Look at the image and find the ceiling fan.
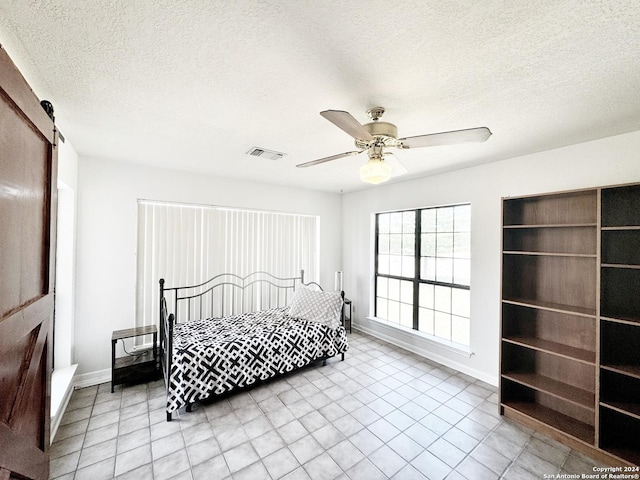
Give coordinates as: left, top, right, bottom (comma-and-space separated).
296, 107, 492, 184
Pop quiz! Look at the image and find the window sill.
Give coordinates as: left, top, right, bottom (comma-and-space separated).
51, 364, 78, 443
365, 316, 473, 358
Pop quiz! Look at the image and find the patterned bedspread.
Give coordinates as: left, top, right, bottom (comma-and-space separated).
167, 307, 349, 413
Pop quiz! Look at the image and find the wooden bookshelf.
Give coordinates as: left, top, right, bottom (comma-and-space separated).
502, 190, 597, 227
503, 225, 597, 256
599, 406, 640, 466
502, 337, 595, 364
502, 255, 596, 317
600, 402, 640, 421
502, 372, 595, 409
501, 184, 640, 466
502, 401, 595, 444
503, 297, 596, 318
599, 187, 640, 467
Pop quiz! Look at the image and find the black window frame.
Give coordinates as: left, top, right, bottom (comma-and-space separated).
374, 204, 471, 341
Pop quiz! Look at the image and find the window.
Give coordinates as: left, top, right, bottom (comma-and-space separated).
136, 200, 319, 329
375, 204, 471, 347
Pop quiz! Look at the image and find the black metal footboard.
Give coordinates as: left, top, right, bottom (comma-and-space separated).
158, 288, 174, 422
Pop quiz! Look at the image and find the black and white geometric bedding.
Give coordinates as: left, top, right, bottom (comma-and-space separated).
167, 307, 349, 413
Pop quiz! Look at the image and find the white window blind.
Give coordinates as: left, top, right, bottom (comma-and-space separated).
136, 200, 319, 329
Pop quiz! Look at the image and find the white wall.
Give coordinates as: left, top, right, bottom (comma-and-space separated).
54, 136, 79, 369
342, 130, 640, 386
52, 136, 79, 440
74, 157, 342, 378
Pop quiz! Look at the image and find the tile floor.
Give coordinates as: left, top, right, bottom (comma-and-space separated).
50, 331, 608, 479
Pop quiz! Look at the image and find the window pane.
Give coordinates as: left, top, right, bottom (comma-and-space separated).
401, 281, 413, 304
388, 300, 400, 323
377, 297, 388, 319
388, 278, 400, 301
454, 204, 471, 232
451, 288, 470, 317
400, 303, 413, 328
378, 214, 390, 234
390, 213, 403, 233
402, 234, 415, 256
378, 233, 389, 253
437, 207, 454, 232
435, 257, 453, 283
421, 233, 436, 256
453, 258, 470, 286
419, 308, 434, 334
421, 257, 436, 281
389, 255, 402, 276
377, 276, 388, 298
434, 311, 451, 340
452, 315, 470, 345
402, 256, 415, 278
403, 211, 415, 233
453, 232, 470, 258
419, 283, 434, 309
436, 233, 454, 256
422, 209, 437, 232
378, 254, 390, 274
434, 285, 451, 312
390, 234, 402, 255
378, 234, 390, 254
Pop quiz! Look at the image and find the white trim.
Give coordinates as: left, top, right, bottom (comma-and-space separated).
50, 364, 78, 443
366, 316, 472, 356
73, 368, 111, 389
355, 319, 498, 387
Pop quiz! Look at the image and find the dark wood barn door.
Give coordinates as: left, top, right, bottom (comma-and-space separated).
0, 45, 58, 480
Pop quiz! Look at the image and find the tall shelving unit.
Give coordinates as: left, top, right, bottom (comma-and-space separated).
599, 184, 640, 465
500, 184, 640, 466
500, 189, 599, 447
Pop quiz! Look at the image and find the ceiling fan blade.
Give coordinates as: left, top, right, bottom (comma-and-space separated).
399, 127, 492, 149
383, 153, 408, 177
320, 110, 374, 142
296, 150, 363, 168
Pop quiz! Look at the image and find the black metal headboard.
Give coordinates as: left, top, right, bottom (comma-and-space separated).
160, 269, 306, 325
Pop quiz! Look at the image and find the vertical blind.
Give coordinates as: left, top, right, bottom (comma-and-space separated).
136, 200, 319, 329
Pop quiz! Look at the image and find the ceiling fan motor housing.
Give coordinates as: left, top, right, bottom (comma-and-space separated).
356, 121, 399, 150
364, 121, 397, 139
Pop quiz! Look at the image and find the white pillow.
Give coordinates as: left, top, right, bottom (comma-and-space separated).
289, 285, 343, 329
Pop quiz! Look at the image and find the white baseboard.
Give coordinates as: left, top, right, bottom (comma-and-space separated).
354, 322, 498, 387
50, 364, 78, 443
73, 368, 111, 389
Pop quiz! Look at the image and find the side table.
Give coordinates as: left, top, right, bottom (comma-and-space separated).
111, 325, 158, 393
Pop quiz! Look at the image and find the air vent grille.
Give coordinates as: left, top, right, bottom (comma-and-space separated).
246, 147, 286, 161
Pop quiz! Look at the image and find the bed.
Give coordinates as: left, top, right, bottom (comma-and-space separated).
159, 270, 349, 421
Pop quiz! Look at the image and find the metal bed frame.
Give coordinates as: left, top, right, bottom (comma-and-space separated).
159, 270, 344, 421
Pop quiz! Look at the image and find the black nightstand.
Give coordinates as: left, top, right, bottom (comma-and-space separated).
342, 298, 352, 333
111, 325, 158, 393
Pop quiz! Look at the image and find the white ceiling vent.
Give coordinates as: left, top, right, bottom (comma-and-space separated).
246, 147, 286, 161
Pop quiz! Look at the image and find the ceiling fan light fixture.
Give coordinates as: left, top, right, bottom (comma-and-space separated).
359, 157, 392, 184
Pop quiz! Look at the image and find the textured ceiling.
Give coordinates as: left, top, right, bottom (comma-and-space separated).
1, 1, 639, 192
